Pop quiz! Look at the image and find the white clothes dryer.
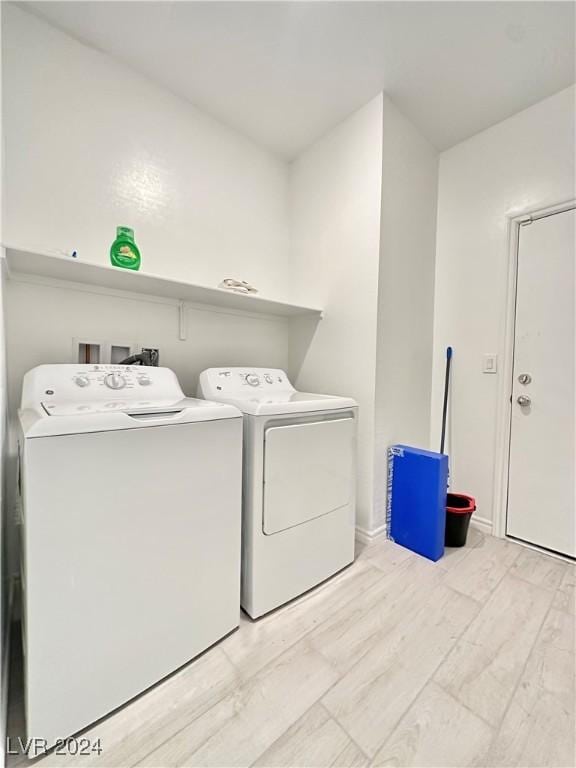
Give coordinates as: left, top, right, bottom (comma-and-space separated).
198, 368, 357, 618
18, 364, 242, 749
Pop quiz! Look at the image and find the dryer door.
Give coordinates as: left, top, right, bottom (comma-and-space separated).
263, 417, 355, 535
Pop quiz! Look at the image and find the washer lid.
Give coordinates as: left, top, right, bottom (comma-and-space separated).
20, 397, 241, 438
207, 391, 357, 416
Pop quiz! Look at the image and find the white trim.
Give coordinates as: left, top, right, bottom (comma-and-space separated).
470, 515, 493, 535
492, 199, 576, 540
492, 212, 520, 539
357, 517, 493, 544
355, 523, 387, 546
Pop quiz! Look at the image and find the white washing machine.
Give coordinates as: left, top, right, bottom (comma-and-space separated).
198, 368, 357, 618
18, 364, 242, 749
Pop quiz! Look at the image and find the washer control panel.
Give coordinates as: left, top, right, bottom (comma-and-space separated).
70, 366, 154, 391
200, 367, 294, 397
21, 364, 184, 411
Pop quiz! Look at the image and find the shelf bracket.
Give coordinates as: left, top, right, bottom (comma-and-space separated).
178, 301, 187, 341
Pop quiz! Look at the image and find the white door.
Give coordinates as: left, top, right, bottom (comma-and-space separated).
263, 418, 355, 534
507, 207, 575, 557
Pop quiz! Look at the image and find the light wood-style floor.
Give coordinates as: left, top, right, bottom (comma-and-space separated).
7, 529, 575, 767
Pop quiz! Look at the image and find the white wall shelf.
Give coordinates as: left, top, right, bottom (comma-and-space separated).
3, 247, 323, 320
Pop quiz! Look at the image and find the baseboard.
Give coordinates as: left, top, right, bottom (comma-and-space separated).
357, 515, 492, 545
355, 523, 387, 546
470, 515, 493, 535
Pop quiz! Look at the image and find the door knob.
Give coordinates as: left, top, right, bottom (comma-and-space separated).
517, 395, 532, 407
518, 373, 532, 385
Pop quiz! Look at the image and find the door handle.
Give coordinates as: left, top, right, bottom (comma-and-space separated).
516, 395, 532, 407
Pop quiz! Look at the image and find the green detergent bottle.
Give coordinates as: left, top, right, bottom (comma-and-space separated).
110, 226, 141, 271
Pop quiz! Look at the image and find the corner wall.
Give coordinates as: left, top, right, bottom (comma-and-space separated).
289, 96, 384, 533
373, 96, 439, 529
431, 86, 576, 529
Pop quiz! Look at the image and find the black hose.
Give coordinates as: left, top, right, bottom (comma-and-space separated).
119, 351, 153, 366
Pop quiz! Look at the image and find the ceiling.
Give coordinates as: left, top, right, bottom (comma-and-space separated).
21, 1, 576, 157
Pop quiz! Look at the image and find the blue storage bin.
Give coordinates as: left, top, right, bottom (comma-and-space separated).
387, 445, 448, 562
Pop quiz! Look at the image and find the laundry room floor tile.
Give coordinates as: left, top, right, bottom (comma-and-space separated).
482, 607, 575, 767
308, 555, 447, 675
252, 704, 368, 768
433, 574, 554, 727
321, 584, 480, 757
371, 681, 493, 767
509, 545, 570, 591
219, 560, 383, 681
355, 538, 416, 574
139, 639, 340, 767
6, 533, 574, 768
553, 564, 576, 614
441, 533, 521, 603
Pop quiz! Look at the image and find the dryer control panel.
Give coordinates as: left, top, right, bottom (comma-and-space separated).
199, 368, 295, 397
21, 364, 185, 410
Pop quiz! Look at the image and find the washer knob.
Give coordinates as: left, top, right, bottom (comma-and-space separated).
74, 375, 90, 388
246, 374, 260, 387
104, 373, 127, 390
264, 374, 273, 384
138, 376, 151, 386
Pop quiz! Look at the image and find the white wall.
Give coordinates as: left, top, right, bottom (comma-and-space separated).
431, 86, 576, 529
373, 96, 439, 528
289, 95, 383, 533
2, 5, 290, 298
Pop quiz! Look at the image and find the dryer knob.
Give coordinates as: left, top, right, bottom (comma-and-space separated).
74, 375, 90, 388
246, 374, 260, 387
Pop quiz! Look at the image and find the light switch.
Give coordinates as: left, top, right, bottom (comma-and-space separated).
483, 353, 498, 374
